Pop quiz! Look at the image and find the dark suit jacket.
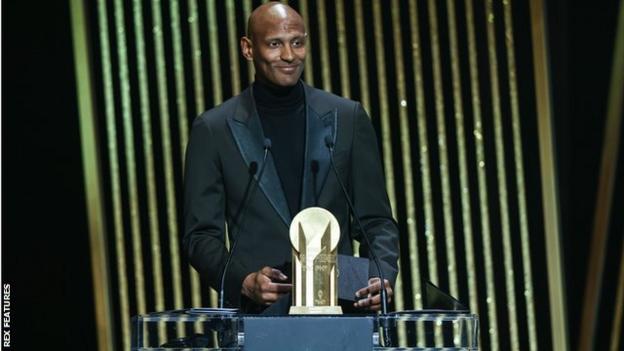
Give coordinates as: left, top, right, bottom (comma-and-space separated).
183, 82, 399, 310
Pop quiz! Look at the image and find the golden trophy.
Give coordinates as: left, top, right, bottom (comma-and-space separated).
289, 207, 342, 314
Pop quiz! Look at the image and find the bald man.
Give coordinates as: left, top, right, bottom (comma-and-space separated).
183, 2, 399, 313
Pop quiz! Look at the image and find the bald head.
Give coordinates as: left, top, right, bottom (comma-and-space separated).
247, 2, 305, 39
240, 1, 307, 87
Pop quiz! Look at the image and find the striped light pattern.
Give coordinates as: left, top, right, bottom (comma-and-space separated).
74, 0, 565, 349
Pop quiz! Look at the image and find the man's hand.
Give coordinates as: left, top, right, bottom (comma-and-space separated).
353, 278, 393, 311
241, 266, 292, 305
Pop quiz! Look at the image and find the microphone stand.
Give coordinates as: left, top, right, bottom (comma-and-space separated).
325, 135, 393, 347
219, 139, 272, 309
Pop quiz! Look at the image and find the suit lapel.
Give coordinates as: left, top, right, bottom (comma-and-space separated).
226, 87, 291, 226
300, 85, 337, 210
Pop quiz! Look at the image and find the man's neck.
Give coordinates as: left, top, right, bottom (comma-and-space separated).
253, 79, 304, 110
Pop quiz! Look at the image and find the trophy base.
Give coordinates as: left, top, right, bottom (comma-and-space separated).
289, 305, 343, 315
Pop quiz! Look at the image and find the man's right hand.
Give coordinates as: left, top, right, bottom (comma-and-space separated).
241, 266, 292, 305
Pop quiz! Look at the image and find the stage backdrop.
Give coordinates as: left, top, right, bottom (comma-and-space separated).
71, 0, 570, 350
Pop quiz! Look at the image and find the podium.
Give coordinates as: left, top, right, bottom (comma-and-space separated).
132, 310, 479, 350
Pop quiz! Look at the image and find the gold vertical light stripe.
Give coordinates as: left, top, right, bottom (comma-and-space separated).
189, 0, 205, 113
226, 0, 241, 95
207, 0, 223, 308
316, 0, 331, 91
427, 0, 458, 297
299, 0, 314, 85
335, 0, 350, 98
370, 13, 400, 344
170, 0, 190, 158
608, 14, 624, 348
96, 0, 130, 348
371, 0, 398, 217
611, 239, 624, 351
243, 0, 255, 82
581, 0, 624, 348
351, 0, 368, 257
169, 3, 195, 321
529, 0, 569, 349
353, 0, 370, 113
131, 0, 166, 332
370, 15, 400, 341
465, 0, 499, 348
408, 7, 433, 346
484, 1, 520, 349
113, 0, 147, 321
70, 0, 113, 349
152, 0, 184, 310
187, 0, 204, 309
408, 0, 438, 291
207, 0, 223, 106
502, 1, 538, 349
445, 0, 479, 318
390, 0, 416, 344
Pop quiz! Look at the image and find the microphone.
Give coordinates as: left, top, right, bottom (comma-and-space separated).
324, 135, 393, 346
219, 138, 272, 309
311, 160, 319, 206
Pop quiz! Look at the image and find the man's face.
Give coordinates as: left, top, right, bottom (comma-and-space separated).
242, 11, 307, 87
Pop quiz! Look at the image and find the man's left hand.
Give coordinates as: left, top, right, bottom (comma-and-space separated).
353, 278, 393, 311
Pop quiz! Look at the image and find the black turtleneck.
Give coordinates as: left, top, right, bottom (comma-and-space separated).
253, 79, 306, 218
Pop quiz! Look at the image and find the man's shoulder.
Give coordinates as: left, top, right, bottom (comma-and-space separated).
304, 84, 360, 110
193, 88, 250, 128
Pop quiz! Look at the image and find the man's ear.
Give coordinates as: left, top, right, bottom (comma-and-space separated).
240, 37, 253, 61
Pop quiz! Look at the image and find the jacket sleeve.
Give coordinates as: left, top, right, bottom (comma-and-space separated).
350, 103, 400, 286
182, 115, 250, 306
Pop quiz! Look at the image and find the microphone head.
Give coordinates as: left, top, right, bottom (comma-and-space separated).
248, 161, 258, 175
263, 138, 272, 150
324, 134, 334, 148
311, 160, 319, 173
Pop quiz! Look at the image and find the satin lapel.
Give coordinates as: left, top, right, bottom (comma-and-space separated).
301, 86, 337, 210
226, 88, 291, 226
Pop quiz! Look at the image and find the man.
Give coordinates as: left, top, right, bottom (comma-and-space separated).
183, 2, 399, 313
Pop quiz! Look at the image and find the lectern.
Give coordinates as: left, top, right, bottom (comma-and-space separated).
132, 310, 479, 350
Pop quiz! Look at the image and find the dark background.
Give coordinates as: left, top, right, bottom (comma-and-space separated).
2, 0, 95, 349
548, 0, 624, 347
2, 0, 622, 349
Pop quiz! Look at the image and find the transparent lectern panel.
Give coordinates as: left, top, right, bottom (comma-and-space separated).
131, 310, 241, 350
131, 310, 478, 350
376, 311, 479, 350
